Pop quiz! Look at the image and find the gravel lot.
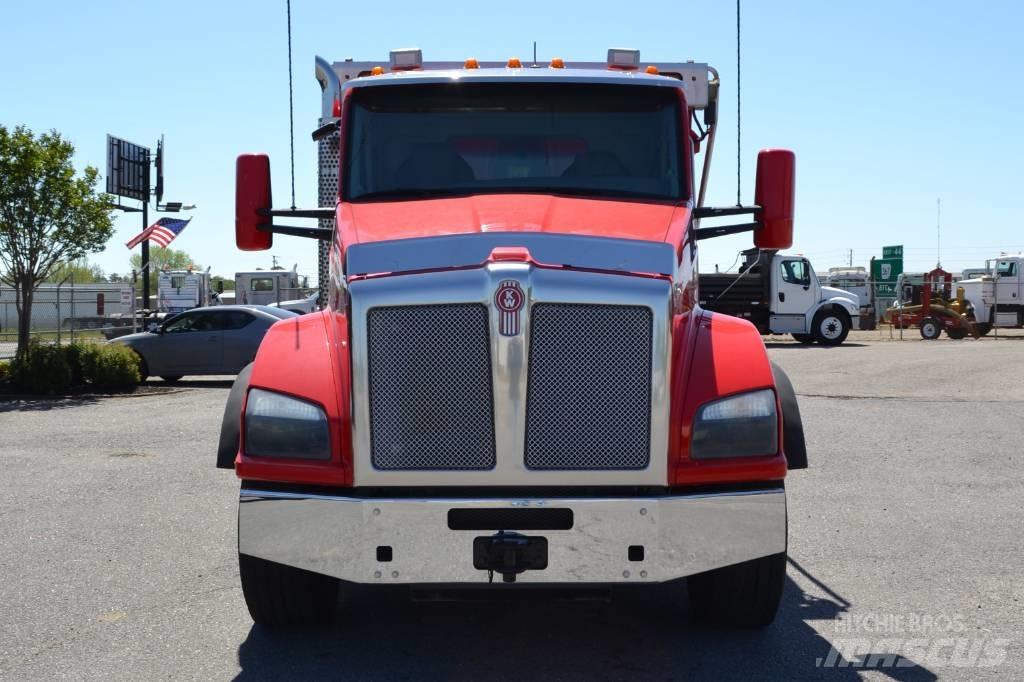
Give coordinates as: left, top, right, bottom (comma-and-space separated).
1, 332, 1022, 680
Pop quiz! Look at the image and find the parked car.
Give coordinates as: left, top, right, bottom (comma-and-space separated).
110, 305, 299, 382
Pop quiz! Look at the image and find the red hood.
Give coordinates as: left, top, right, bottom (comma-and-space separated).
339, 194, 688, 246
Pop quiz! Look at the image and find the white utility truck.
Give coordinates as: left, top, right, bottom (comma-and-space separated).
699, 249, 860, 344
234, 267, 311, 308
959, 254, 1024, 333
156, 268, 216, 313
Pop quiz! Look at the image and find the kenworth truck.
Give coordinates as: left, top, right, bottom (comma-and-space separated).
219, 48, 808, 628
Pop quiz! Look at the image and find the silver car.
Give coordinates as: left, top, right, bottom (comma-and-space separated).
112, 305, 299, 382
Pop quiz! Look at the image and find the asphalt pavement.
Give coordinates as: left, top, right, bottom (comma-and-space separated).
1, 333, 1021, 681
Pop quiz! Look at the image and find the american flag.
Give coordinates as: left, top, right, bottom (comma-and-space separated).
125, 217, 192, 249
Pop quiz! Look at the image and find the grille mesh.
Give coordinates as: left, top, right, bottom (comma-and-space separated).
525, 304, 652, 470
367, 305, 496, 470
316, 125, 339, 309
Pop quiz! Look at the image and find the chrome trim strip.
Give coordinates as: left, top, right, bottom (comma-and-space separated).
345, 233, 677, 278
348, 264, 672, 486
237, 487, 787, 584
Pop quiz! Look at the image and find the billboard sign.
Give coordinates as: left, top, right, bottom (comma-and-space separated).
106, 135, 150, 202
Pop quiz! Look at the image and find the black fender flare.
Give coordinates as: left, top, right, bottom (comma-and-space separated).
771, 362, 808, 470
216, 363, 253, 469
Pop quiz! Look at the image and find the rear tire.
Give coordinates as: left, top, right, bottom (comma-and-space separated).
919, 317, 942, 340
160, 375, 183, 383
791, 333, 814, 345
687, 552, 787, 628
812, 309, 850, 346
239, 553, 340, 627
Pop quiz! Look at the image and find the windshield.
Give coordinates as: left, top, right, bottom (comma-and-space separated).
344, 83, 685, 202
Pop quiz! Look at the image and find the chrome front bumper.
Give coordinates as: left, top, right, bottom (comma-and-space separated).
238, 487, 786, 584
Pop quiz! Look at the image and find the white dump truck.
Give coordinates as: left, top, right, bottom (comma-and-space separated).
699, 249, 860, 344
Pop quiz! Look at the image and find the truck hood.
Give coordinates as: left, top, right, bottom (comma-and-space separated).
821, 286, 859, 305
341, 194, 684, 246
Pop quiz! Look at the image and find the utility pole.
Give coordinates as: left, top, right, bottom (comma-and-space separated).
849, 249, 854, 267
142, 149, 151, 311
936, 197, 942, 269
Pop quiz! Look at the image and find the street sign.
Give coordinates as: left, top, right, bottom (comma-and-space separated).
872, 257, 903, 297
882, 245, 903, 259
120, 288, 133, 307
105, 134, 150, 201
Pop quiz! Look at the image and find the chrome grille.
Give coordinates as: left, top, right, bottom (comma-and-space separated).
524, 304, 653, 470
367, 304, 496, 470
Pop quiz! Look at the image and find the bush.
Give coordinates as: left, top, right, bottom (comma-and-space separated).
9, 342, 140, 394
11, 342, 73, 394
0, 360, 10, 383
79, 344, 141, 391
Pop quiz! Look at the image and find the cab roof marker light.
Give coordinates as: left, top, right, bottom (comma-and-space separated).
549, 57, 565, 69
464, 57, 480, 69
389, 48, 423, 71
507, 57, 522, 68
607, 48, 640, 70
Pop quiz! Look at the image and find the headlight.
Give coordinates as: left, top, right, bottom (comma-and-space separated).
244, 388, 330, 459
691, 389, 777, 460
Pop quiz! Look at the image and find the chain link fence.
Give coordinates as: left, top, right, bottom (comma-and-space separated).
0, 282, 138, 360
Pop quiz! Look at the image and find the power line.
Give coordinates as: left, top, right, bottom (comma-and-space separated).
736, 0, 742, 206
286, 0, 296, 210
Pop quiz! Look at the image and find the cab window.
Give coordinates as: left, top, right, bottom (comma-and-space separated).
780, 260, 809, 286
250, 278, 275, 292
997, 261, 1017, 277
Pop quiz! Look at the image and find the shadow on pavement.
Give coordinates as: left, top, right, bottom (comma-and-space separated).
235, 559, 937, 681
145, 378, 234, 390
0, 396, 100, 413
762, 342, 868, 349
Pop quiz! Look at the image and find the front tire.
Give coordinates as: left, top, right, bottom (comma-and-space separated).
687, 552, 787, 627
919, 317, 942, 340
812, 309, 850, 346
239, 553, 340, 627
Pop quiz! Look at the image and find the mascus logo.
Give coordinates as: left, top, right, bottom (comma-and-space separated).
494, 280, 525, 336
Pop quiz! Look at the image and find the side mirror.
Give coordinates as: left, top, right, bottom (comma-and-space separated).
753, 149, 795, 250
236, 154, 273, 251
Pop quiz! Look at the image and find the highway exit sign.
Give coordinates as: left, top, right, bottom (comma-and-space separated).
882, 245, 903, 258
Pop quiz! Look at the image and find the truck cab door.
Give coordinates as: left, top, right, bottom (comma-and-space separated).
770, 257, 816, 333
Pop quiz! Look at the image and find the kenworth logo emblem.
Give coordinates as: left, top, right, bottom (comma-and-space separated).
495, 280, 525, 336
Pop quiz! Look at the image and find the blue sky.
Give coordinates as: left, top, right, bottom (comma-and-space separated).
2, 0, 1022, 281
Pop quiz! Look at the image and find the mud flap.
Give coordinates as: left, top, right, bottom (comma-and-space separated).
771, 362, 808, 470
216, 363, 252, 469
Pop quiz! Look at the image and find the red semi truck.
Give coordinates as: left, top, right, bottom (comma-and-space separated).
219, 48, 807, 628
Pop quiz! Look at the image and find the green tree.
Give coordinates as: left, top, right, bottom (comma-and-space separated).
211, 275, 235, 291
45, 258, 106, 284
129, 247, 201, 293
0, 125, 114, 357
